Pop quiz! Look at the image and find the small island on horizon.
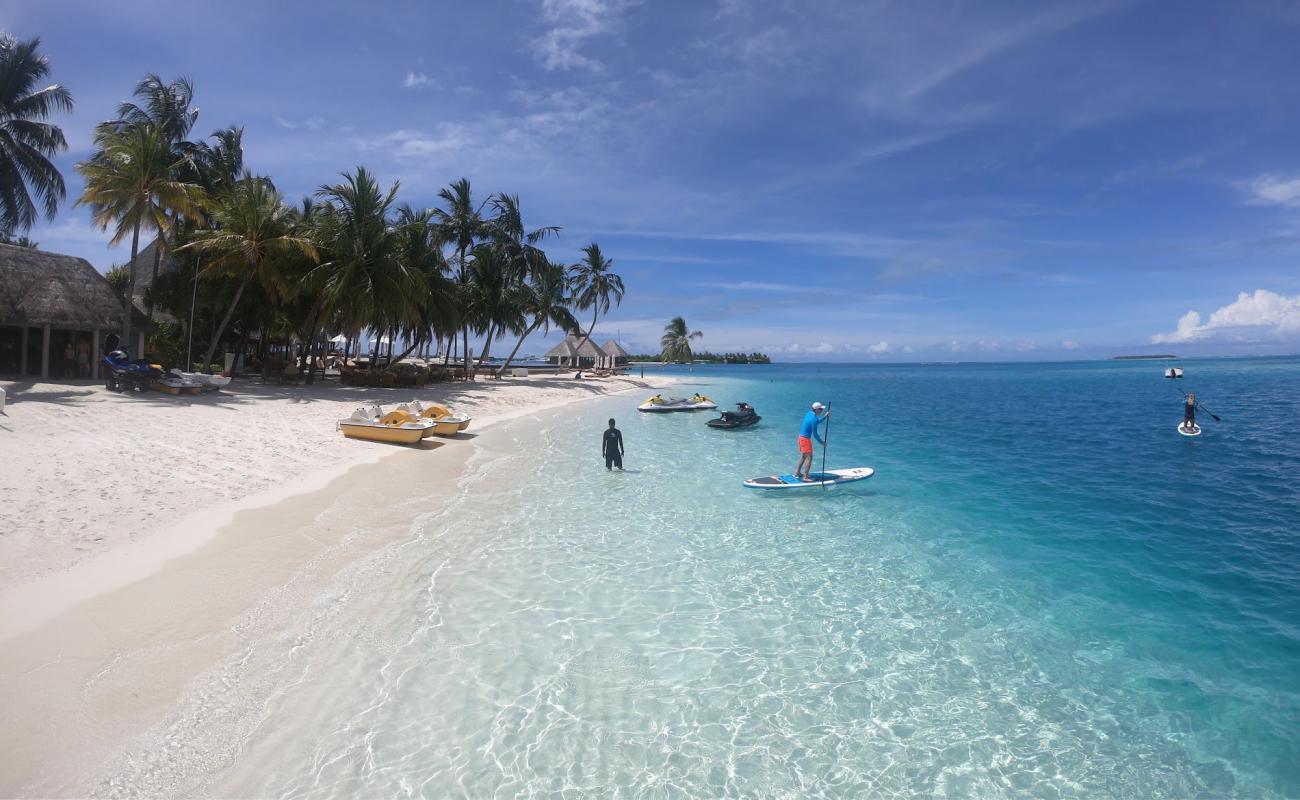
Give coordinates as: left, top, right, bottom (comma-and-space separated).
1113, 354, 1177, 360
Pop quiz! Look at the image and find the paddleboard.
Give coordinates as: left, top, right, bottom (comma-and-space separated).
1178, 422, 1201, 437
744, 467, 874, 490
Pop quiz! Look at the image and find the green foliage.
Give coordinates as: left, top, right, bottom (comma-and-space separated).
0, 34, 73, 233
104, 263, 130, 296
659, 316, 703, 362
146, 321, 185, 368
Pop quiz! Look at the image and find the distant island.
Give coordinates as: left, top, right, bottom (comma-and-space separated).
1113, 355, 1176, 360
629, 350, 771, 364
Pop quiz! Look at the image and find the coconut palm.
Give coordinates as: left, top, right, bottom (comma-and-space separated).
178, 173, 316, 366
568, 242, 624, 365
311, 167, 421, 362
432, 178, 488, 377
465, 243, 526, 374
496, 254, 580, 377
0, 34, 73, 235
111, 74, 198, 145
194, 125, 244, 197
660, 316, 703, 362
391, 204, 456, 363
77, 122, 206, 346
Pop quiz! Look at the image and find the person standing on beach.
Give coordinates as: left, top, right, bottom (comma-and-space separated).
795, 401, 829, 482
603, 418, 624, 470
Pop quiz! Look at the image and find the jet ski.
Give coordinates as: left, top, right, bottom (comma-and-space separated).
637, 393, 718, 412
707, 402, 761, 429
101, 350, 154, 392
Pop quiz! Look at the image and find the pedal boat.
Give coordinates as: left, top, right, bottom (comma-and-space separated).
338, 407, 433, 444
407, 400, 472, 432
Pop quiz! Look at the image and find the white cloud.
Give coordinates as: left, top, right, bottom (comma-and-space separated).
363, 125, 472, 160
403, 71, 436, 89
1061, 340, 1082, 350
1151, 290, 1300, 343
274, 115, 325, 130
533, 0, 632, 71
810, 342, 835, 354
867, 340, 891, 354
1246, 174, 1300, 208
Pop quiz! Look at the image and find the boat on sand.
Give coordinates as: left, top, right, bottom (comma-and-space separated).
338, 407, 433, 444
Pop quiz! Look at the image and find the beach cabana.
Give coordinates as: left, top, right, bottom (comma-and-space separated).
600, 339, 631, 369
0, 244, 149, 380
544, 335, 608, 368
129, 235, 178, 322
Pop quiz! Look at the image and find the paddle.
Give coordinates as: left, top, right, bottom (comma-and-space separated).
821, 402, 831, 492
1178, 389, 1222, 422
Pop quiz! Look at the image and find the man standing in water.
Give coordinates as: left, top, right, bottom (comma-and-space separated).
602, 418, 624, 470
795, 401, 829, 482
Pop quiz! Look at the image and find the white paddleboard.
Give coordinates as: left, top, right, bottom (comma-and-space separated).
1178, 422, 1201, 437
744, 467, 874, 490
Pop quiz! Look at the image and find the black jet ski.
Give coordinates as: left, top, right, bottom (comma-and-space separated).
707, 402, 761, 429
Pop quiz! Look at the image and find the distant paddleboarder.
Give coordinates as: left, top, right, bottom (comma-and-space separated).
602, 418, 624, 470
795, 402, 830, 482
1182, 392, 1198, 433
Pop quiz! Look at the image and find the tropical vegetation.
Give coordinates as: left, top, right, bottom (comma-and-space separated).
0, 34, 72, 237
64, 71, 622, 382
659, 316, 703, 362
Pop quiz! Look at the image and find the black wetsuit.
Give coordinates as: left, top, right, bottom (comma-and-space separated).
1184, 401, 1197, 426
602, 427, 624, 469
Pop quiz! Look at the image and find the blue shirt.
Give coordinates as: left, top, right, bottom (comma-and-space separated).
799, 410, 826, 444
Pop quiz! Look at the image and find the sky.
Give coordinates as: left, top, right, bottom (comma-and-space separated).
6, 0, 1300, 361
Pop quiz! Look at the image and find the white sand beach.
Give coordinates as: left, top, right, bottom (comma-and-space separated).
0, 373, 671, 796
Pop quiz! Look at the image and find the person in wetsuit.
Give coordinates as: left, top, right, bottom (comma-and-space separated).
602, 418, 624, 470
795, 401, 829, 482
1183, 392, 1198, 432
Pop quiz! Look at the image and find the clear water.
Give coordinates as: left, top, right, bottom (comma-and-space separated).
121, 358, 1300, 797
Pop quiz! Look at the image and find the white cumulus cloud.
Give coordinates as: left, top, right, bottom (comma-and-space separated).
1151, 289, 1300, 343
1061, 340, 1082, 350
867, 340, 891, 354
810, 341, 835, 354
403, 71, 435, 89
1246, 174, 1300, 207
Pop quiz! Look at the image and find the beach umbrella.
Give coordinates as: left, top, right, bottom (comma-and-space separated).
329, 334, 347, 344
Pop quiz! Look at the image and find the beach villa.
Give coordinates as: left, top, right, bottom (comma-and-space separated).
0, 243, 148, 380
543, 335, 630, 369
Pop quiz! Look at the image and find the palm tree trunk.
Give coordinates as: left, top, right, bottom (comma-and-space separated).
496, 319, 541, 378
147, 236, 163, 322
202, 274, 250, 368
571, 307, 599, 371
122, 218, 142, 349
472, 324, 496, 378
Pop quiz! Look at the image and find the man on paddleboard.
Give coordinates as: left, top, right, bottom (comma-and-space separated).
795, 402, 829, 482
1182, 392, 1198, 432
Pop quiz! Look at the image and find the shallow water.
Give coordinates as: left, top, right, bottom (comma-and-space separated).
113, 358, 1300, 797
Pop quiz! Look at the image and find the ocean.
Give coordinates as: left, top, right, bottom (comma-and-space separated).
108, 358, 1300, 798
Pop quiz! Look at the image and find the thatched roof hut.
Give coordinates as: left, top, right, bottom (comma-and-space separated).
600, 338, 631, 366
129, 235, 178, 323
0, 243, 148, 378
543, 334, 610, 366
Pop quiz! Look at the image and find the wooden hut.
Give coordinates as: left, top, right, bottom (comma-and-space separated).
129, 235, 178, 323
599, 338, 631, 368
0, 244, 149, 379
544, 335, 607, 368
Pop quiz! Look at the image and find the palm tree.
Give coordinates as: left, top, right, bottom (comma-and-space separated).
178, 173, 316, 366
568, 242, 624, 368
0, 34, 73, 235
660, 316, 703, 362
496, 254, 580, 377
110, 74, 198, 145
432, 178, 487, 378
465, 243, 526, 374
391, 204, 455, 364
77, 122, 205, 347
311, 167, 421, 363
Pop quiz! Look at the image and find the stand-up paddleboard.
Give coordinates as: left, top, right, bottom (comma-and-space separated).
1178, 422, 1201, 437
744, 467, 874, 490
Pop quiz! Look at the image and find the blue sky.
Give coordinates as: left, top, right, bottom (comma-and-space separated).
7, 0, 1300, 360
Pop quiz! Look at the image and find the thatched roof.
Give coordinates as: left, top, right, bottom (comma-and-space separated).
543, 337, 578, 359
544, 335, 607, 359
130, 235, 177, 323
0, 243, 148, 330
601, 338, 631, 358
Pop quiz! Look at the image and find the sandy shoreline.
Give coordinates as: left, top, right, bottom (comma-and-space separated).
0, 373, 671, 796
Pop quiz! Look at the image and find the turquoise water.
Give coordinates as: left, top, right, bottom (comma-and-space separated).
156, 358, 1300, 797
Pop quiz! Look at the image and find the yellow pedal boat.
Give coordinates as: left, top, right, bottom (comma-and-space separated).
338, 407, 434, 444
407, 400, 472, 432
